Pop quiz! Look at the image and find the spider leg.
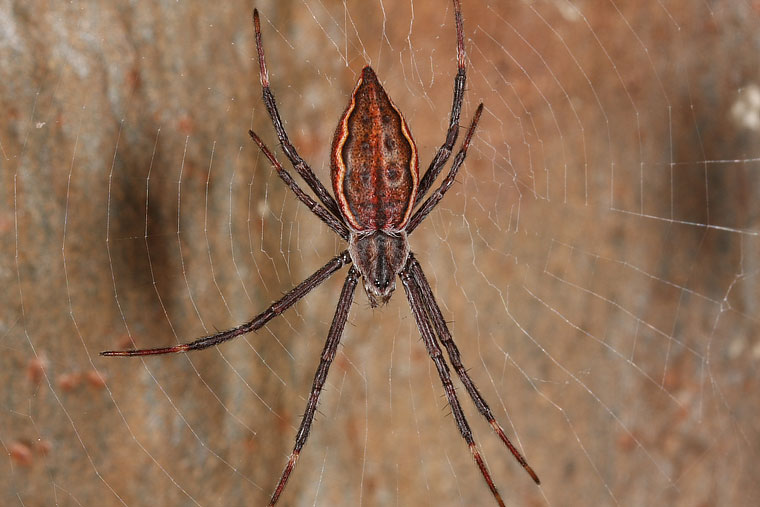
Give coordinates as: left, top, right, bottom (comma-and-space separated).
400, 264, 506, 507
407, 254, 540, 485
415, 0, 467, 205
249, 130, 349, 240
252, 9, 344, 222
408, 103, 484, 234
101, 251, 351, 357
269, 266, 360, 506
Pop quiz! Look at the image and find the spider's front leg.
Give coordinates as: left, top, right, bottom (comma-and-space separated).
400, 262, 507, 507
268, 266, 360, 506
101, 251, 351, 356
407, 255, 540, 485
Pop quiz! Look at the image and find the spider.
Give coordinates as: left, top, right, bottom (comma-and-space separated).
102, 0, 540, 504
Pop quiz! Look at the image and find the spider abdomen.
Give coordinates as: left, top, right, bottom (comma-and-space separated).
331, 66, 419, 232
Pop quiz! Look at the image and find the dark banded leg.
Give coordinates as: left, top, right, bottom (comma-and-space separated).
269, 266, 360, 506
408, 103, 484, 234
415, 0, 467, 205
248, 130, 349, 240
252, 9, 343, 222
407, 254, 540, 485
400, 263, 506, 507
101, 251, 351, 357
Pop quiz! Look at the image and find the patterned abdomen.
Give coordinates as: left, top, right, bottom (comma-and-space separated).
331, 66, 418, 232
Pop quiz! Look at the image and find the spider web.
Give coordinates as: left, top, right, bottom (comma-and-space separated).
2, 0, 759, 505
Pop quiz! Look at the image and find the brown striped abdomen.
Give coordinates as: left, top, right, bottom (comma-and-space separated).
331, 66, 418, 232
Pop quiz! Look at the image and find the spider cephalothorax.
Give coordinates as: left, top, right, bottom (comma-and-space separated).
348, 230, 409, 306
102, 1, 540, 505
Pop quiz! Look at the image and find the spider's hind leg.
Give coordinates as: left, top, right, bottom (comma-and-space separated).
408, 103, 484, 234
251, 9, 343, 221
415, 0, 468, 205
248, 130, 349, 240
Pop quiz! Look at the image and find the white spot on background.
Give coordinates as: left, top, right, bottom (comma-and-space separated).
554, 0, 581, 22
730, 84, 760, 131
0, 10, 24, 51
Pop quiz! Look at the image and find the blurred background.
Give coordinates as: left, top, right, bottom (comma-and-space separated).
1, 0, 759, 505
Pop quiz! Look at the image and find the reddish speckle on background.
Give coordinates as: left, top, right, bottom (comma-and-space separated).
26, 356, 48, 385
85, 370, 107, 389
9, 442, 33, 467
